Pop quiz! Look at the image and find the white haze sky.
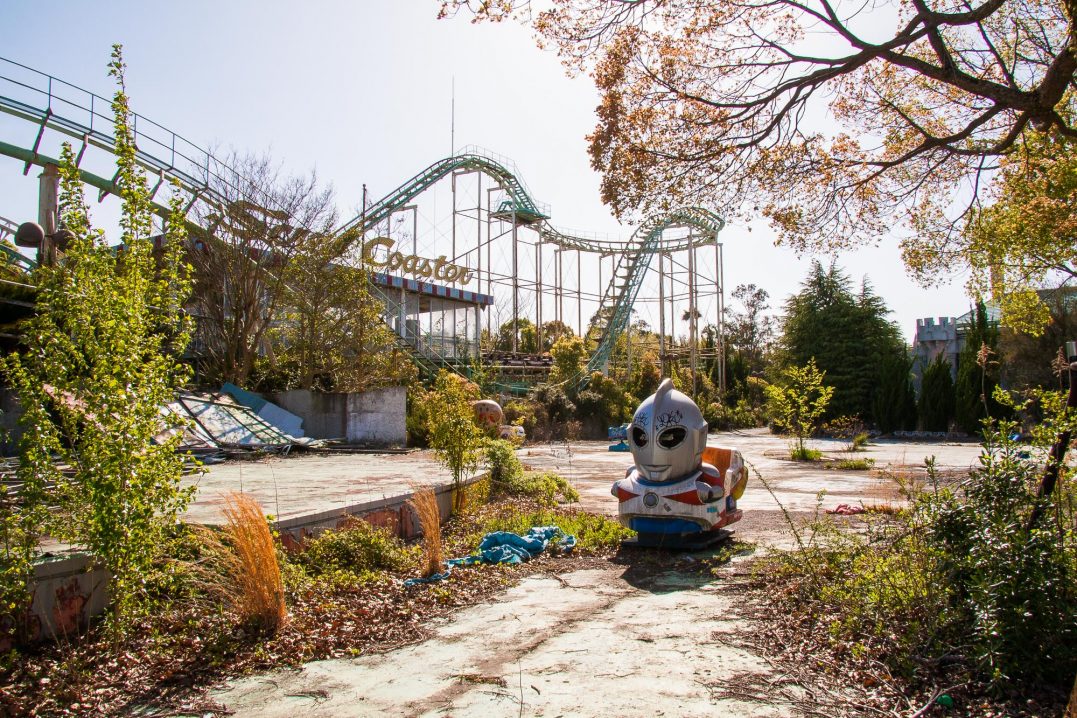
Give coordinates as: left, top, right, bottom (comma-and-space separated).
0, 1, 972, 341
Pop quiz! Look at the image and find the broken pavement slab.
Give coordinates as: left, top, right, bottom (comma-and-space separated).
520, 428, 984, 518
212, 565, 789, 717
182, 451, 457, 526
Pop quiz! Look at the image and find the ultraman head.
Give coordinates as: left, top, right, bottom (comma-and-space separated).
628, 378, 707, 483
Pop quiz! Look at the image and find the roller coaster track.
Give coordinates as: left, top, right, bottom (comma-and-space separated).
338, 150, 725, 384
0, 56, 726, 389
583, 207, 725, 377
0, 57, 254, 223
338, 146, 551, 236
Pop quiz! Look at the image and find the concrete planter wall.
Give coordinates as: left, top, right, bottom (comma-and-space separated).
4, 553, 110, 650
16, 473, 486, 648
275, 473, 488, 549
269, 386, 407, 446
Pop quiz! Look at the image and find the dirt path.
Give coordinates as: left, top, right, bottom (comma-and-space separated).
214, 559, 787, 717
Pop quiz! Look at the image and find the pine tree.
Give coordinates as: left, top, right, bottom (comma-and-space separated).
873, 350, 917, 433
780, 261, 906, 423
919, 354, 956, 431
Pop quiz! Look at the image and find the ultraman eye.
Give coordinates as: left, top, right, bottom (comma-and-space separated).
631, 427, 648, 447
657, 427, 687, 449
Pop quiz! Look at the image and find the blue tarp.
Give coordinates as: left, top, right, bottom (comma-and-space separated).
404, 526, 576, 586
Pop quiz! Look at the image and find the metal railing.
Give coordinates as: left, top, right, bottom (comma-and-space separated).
0, 56, 284, 217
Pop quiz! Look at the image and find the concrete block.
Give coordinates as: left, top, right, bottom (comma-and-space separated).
270, 388, 406, 446
346, 387, 406, 446
4, 553, 111, 650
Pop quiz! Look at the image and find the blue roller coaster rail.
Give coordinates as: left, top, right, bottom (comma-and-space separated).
0, 57, 725, 390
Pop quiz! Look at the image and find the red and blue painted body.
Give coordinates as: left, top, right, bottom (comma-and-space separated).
611, 379, 746, 548
612, 450, 745, 545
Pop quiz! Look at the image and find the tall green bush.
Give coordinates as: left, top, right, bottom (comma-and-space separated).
425, 371, 484, 512
575, 371, 634, 432
764, 359, 834, 457
1, 47, 194, 629
769, 403, 1076, 692
918, 354, 955, 431
549, 334, 586, 385
485, 439, 524, 488
529, 383, 576, 426
927, 420, 1077, 686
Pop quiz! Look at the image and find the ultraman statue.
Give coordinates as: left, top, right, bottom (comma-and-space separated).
611, 378, 747, 547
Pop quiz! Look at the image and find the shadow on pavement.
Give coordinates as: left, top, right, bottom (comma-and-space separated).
609, 539, 751, 593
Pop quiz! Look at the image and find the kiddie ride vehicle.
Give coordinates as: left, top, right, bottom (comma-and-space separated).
611, 378, 748, 548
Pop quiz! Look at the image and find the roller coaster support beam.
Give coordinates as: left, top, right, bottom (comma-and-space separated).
37, 162, 59, 266
0, 139, 175, 224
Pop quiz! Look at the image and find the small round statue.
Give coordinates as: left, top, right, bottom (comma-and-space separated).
611, 378, 747, 547
472, 399, 504, 429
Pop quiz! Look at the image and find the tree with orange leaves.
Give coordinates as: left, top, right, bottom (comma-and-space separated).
441, 0, 1076, 258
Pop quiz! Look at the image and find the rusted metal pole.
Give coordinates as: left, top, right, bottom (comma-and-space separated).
659, 248, 666, 374
1028, 340, 1077, 531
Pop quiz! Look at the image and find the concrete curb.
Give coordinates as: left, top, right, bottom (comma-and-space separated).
274, 472, 489, 548
18, 471, 488, 647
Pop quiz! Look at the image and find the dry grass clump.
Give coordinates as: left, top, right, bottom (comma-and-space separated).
167, 523, 240, 609
220, 491, 286, 633
408, 485, 443, 577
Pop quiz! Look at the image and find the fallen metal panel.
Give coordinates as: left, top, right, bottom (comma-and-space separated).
175, 392, 294, 448
256, 401, 305, 438
157, 401, 218, 450
220, 383, 305, 438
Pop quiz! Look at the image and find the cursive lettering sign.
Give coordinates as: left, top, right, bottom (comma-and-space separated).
362, 237, 475, 286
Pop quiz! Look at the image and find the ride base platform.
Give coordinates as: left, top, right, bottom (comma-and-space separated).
622, 529, 733, 550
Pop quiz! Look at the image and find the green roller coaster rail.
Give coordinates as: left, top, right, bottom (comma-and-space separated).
0, 57, 727, 391
583, 207, 725, 382
338, 150, 550, 238
0, 56, 263, 223
340, 151, 725, 388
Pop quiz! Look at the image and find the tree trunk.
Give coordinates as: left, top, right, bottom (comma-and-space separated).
1027, 360, 1077, 531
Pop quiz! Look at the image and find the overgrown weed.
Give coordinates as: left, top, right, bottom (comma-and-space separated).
221, 492, 286, 634
485, 439, 579, 505
834, 457, 875, 470
702, 540, 757, 575
758, 417, 1077, 699
789, 446, 822, 461
409, 485, 443, 578
294, 517, 419, 579
462, 502, 630, 553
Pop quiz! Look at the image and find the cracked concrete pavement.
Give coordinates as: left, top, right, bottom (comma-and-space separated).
214, 563, 780, 718
210, 431, 984, 716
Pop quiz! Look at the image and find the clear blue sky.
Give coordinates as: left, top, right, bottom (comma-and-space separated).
0, 1, 971, 341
